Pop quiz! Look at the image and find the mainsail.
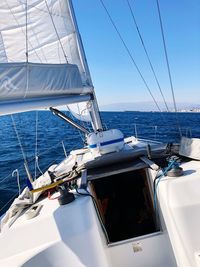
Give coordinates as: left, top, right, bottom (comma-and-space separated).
0, 0, 95, 118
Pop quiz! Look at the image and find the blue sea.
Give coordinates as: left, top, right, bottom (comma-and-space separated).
1, 111, 200, 216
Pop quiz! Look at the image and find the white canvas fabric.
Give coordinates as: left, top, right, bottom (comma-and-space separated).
0, 0, 91, 86
179, 136, 200, 160
0, 0, 93, 113
0, 169, 53, 232
0, 62, 89, 100
67, 102, 92, 122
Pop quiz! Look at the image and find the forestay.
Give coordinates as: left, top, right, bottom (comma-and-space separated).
0, 0, 93, 115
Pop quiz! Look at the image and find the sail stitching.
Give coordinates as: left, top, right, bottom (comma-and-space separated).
44, 0, 68, 63
5, 0, 43, 63
17, 0, 67, 19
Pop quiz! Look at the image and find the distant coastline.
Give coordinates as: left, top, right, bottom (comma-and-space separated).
100, 102, 200, 112
100, 110, 200, 113
177, 109, 200, 113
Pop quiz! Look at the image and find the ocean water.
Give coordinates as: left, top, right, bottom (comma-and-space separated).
0, 111, 200, 216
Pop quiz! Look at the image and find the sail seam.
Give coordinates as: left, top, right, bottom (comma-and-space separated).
5, 0, 43, 63
25, 0, 28, 62
17, 0, 67, 19
44, 0, 68, 63
0, 31, 8, 62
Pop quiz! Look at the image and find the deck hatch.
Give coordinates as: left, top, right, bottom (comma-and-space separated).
90, 167, 159, 243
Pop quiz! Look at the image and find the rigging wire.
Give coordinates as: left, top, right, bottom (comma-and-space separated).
62, 141, 68, 157
0, 163, 26, 186
34, 110, 38, 179
66, 106, 86, 143
126, 0, 169, 112
11, 114, 33, 181
0, 192, 19, 213
82, 104, 94, 132
155, 0, 182, 135
76, 103, 92, 132
12, 169, 21, 196
98, 0, 165, 118
35, 156, 44, 176
25, 0, 28, 62
5, 0, 43, 63
77, 103, 85, 128
26, 135, 81, 163
0, 174, 12, 185
11, 115, 28, 165
44, 0, 68, 63
34, 111, 44, 178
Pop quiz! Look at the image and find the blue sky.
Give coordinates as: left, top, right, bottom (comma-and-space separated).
73, 0, 200, 107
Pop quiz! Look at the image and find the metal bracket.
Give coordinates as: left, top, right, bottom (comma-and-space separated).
140, 156, 159, 171
80, 169, 88, 189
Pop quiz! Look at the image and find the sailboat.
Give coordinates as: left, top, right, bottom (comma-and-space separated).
1, 1, 200, 267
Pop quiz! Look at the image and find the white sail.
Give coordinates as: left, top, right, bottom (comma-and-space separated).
0, 0, 93, 115
68, 102, 92, 122
0, 0, 91, 84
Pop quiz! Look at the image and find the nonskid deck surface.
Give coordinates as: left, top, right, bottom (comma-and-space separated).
0, 187, 176, 267
1, 139, 199, 267
155, 160, 200, 267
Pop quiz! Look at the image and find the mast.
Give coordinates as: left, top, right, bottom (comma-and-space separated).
68, 0, 103, 131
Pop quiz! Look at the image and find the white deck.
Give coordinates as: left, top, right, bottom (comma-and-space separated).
0, 194, 110, 267
0, 186, 176, 267
153, 160, 200, 267
1, 142, 200, 266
